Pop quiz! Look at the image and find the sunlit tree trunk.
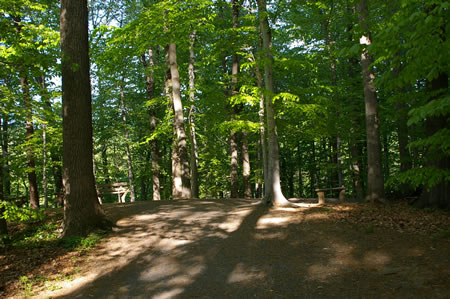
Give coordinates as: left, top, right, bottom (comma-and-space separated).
257, 0, 289, 206
357, 0, 385, 203
188, 30, 200, 199
60, 0, 109, 237
242, 131, 251, 198
168, 43, 191, 199
119, 78, 136, 202
42, 125, 48, 208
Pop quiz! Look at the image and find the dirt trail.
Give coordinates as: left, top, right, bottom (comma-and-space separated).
37, 199, 449, 298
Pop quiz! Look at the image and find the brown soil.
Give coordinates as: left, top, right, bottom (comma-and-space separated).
1, 199, 450, 298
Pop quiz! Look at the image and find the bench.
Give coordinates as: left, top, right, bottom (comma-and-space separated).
315, 186, 345, 204
97, 182, 130, 203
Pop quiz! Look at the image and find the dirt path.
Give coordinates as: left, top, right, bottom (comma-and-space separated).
36, 199, 449, 298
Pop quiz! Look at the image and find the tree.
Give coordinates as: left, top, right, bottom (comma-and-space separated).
168, 43, 192, 199
60, 0, 110, 236
257, 0, 290, 206
357, 0, 385, 203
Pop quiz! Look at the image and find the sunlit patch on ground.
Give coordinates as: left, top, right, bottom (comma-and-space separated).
4, 199, 449, 298
227, 263, 266, 284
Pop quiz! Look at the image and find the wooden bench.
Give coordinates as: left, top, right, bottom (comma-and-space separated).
97, 182, 130, 203
315, 186, 345, 204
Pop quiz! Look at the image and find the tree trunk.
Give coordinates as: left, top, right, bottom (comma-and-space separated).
168, 43, 191, 199
383, 132, 390, 181
357, 0, 385, 203
20, 72, 40, 209
188, 30, 200, 199
297, 143, 303, 198
242, 130, 251, 198
101, 145, 110, 184
43, 125, 48, 208
310, 141, 317, 195
257, 0, 289, 206
142, 48, 161, 201
416, 72, 449, 208
60, 0, 110, 237
255, 52, 267, 197
2, 114, 10, 197
119, 78, 136, 202
0, 118, 7, 241
13, 16, 39, 208
229, 0, 240, 198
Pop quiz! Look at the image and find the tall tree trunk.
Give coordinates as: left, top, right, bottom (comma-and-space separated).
357, 0, 385, 203
310, 141, 317, 195
14, 16, 39, 208
42, 125, 48, 208
383, 132, 390, 181
255, 52, 268, 197
20, 72, 40, 209
242, 130, 251, 198
60, 0, 110, 237
0, 118, 7, 241
2, 114, 10, 197
346, 5, 365, 199
322, 4, 342, 188
416, 71, 449, 208
297, 143, 303, 198
165, 58, 181, 199
119, 78, 136, 202
101, 145, 110, 184
168, 43, 191, 199
188, 30, 200, 199
229, 0, 240, 198
257, 0, 289, 206
36, 75, 63, 204
142, 48, 161, 201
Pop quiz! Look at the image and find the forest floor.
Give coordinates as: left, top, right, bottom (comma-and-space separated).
1, 198, 450, 298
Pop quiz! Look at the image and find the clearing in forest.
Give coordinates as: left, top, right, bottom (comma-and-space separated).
1, 199, 450, 298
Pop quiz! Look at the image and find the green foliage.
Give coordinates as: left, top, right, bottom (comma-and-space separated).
60, 231, 106, 251
0, 201, 44, 223
19, 275, 34, 297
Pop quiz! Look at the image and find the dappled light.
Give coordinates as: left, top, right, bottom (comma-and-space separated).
14, 199, 444, 298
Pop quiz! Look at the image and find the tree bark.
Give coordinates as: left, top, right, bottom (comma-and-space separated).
168, 43, 191, 199
2, 114, 10, 197
416, 72, 449, 208
229, 0, 240, 198
188, 30, 200, 199
242, 130, 251, 198
297, 143, 303, 198
255, 52, 267, 197
357, 0, 385, 203
142, 48, 161, 201
310, 141, 317, 195
257, 0, 289, 206
119, 78, 136, 202
43, 125, 48, 208
60, 0, 110, 237
0, 118, 7, 240
20, 72, 40, 209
